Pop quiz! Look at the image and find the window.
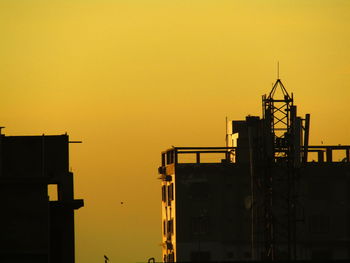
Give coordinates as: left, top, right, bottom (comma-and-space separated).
168, 183, 174, 205
162, 185, 167, 202
163, 220, 166, 236
167, 219, 174, 234
167, 252, 175, 262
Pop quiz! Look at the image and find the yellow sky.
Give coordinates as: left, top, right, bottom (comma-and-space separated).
1, 1, 350, 262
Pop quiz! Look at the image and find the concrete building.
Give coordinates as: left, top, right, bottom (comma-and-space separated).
0, 131, 83, 263
158, 79, 350, 262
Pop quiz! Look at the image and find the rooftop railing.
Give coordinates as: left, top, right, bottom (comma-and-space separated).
161, 146, 350, 165
161, 147, 236, 165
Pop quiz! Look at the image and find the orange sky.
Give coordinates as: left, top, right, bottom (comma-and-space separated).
1, 1, 350, 262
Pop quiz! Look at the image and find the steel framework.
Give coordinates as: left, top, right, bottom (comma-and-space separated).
252, 79, 300, 260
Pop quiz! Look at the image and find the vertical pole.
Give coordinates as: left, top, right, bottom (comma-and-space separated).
196, 152, 200, 164
0, 127, 4, 177
303, 114, 310, 163
174, 149, 178, 165
247, 123, 255, 260
326, 148, 333, 163
42, 134, 45, 177
225, 117, 228, 148
318, 151, 324, 163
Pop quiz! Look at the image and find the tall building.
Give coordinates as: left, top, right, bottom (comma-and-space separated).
0, 131, 83, 263
158, 79, 350, 262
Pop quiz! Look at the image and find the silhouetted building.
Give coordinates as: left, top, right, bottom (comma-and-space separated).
0, 131, 83, 263
158, 79, 350, 262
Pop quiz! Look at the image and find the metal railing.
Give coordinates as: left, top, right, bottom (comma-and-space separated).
161, 145, 350, 165
161, 147, 237, 165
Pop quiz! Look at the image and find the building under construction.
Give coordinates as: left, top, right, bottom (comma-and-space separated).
0, 131, 83, 263
158, 79, 350, 262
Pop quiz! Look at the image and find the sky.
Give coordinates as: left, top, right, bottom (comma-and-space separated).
1, 0, 350, 262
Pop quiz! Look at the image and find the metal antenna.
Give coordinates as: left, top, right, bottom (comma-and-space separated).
277, 61, 280, 79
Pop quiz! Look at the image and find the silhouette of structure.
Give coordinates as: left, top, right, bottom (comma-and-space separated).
0, 131, 83, 263
158, 79, 350, 262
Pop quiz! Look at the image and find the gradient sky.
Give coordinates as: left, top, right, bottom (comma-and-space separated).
1, 1, 350, 262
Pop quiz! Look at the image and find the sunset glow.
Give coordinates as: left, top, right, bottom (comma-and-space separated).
1, 1, 350, 262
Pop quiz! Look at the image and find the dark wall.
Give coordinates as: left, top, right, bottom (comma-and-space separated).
0, 135, 78, 263
1, 135, 68, 178
175, 163, 251, 244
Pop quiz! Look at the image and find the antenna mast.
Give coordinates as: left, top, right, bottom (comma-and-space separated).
253, 78, 300, 260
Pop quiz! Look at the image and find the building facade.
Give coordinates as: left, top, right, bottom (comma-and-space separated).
158, 79, 350, 262
0, 132, 83, 263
